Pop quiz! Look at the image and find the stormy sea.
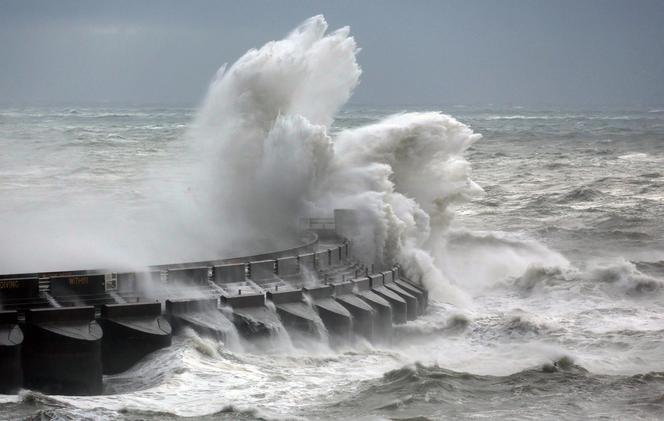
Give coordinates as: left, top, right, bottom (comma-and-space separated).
1, 16, 663, 421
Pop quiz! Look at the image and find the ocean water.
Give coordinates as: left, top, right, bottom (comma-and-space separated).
1, 15, 664, 421
0, 105, 662, 420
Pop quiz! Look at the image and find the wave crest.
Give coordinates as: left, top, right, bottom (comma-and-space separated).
585, 259, 664, 296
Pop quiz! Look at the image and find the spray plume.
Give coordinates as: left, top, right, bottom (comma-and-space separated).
183, 15, 482, 302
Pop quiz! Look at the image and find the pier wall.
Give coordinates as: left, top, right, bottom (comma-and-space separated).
0, 211, 427, 396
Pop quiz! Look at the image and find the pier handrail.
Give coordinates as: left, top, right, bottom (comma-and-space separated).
0, 230, 328, 279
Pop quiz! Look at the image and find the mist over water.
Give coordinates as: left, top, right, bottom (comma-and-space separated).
1, 15, 664, 420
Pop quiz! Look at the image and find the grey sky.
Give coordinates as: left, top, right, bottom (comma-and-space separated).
1, 0, 663, 107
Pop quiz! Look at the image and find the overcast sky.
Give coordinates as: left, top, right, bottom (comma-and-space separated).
1, 0, 663, 107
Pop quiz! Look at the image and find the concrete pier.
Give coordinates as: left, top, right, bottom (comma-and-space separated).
0, 214, 431, 396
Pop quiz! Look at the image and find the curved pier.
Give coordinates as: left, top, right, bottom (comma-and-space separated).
0, 210, 429, 395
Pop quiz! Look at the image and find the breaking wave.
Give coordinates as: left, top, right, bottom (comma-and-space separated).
584, 259, 664, 296
437, 229, 570, 294
502, 258, 664, 299
325, 362, 664, 420
176, 15, 483, 301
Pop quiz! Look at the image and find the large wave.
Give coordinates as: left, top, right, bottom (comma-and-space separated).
176, 15, 482, 302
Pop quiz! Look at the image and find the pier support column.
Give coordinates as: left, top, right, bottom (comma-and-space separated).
23, 307, 103, 395
0, 311, 23, 394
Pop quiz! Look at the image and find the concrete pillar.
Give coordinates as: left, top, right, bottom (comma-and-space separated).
0, 311, 23, 394
23, 307, 103, 395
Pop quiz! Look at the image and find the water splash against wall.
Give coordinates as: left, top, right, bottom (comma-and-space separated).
180, 16, 483, 302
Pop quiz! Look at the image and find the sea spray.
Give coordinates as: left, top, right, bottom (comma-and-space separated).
182, 15, 358, 253
181, 16, 484, 304
41, 292, 61, 308
439, 229, 571, 296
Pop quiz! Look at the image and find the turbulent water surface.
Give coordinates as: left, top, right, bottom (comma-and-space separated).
1, 16, 664, 421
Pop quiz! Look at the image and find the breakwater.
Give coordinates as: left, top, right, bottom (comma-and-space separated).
0, 212, 427, 396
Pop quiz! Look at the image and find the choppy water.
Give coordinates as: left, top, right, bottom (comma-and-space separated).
0, 105, 663, 420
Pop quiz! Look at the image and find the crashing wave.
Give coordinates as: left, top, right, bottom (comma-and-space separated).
179, 15, 482, 302
509, 265, 574, 294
